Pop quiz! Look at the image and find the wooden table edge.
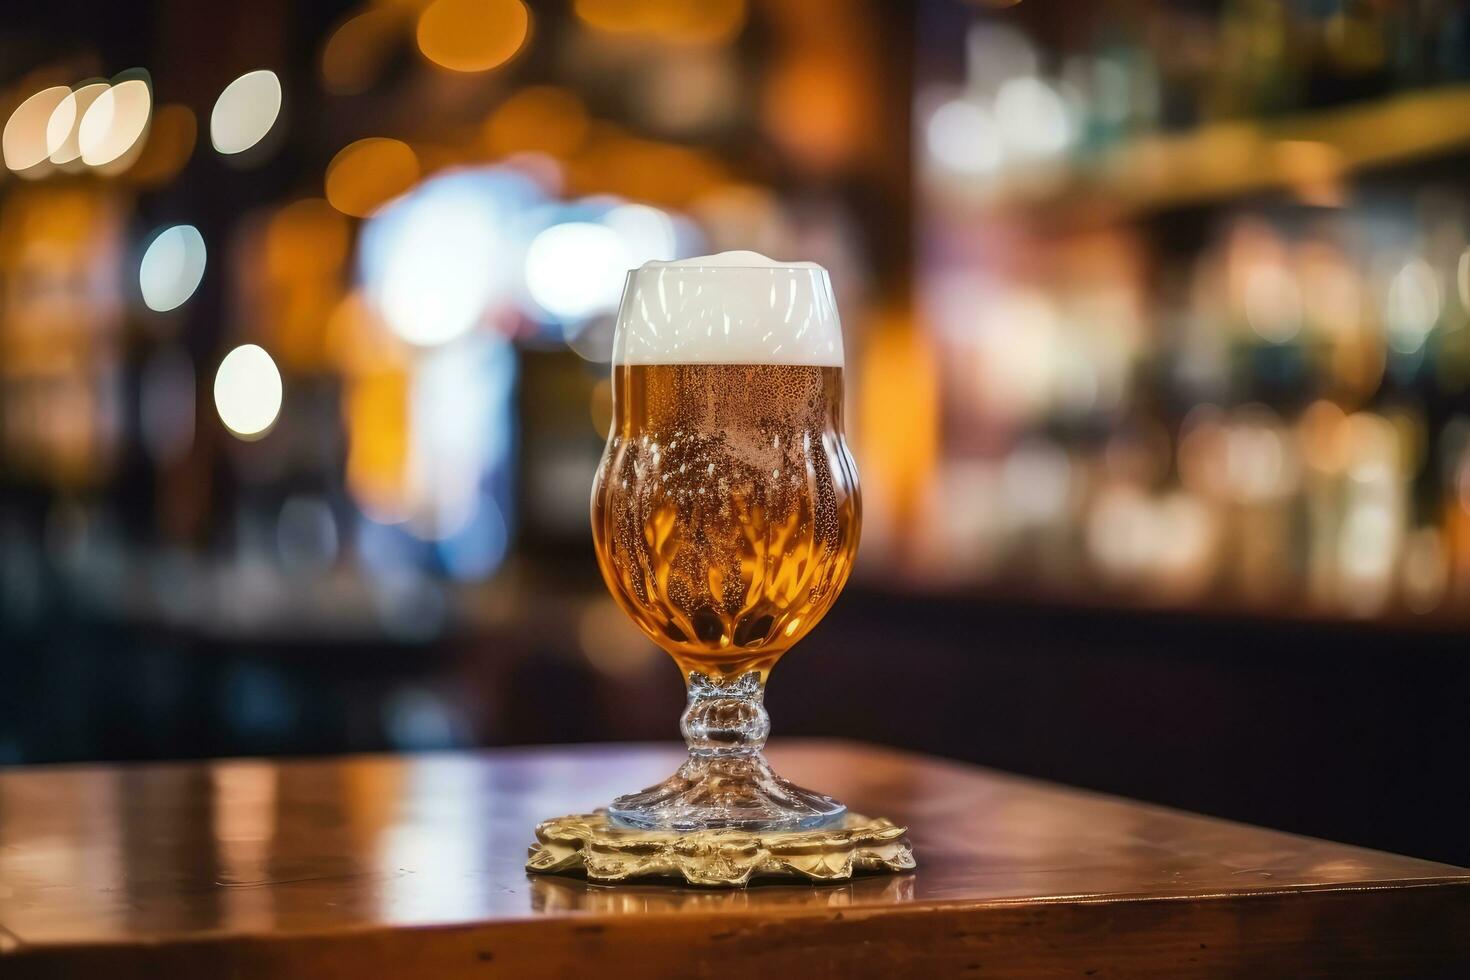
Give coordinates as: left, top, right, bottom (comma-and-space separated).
5, 874, 1468, 956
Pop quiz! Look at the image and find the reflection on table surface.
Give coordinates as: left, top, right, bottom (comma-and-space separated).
0, 741, 1463, 946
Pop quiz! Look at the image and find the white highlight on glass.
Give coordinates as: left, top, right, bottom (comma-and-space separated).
214, 344, 283, 439
926, 98, 1001, 175
525, 221, 630, 322
79, 79, 152, 166
3, 86, 72, 171
210, 70, 282, 155
140, 224, 208, 312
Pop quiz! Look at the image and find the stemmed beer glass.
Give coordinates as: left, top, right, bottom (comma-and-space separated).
591, 252, 860, 831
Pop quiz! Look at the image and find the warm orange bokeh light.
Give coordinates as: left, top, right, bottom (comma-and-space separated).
3, 85, 71, 174
126, 104, 197, 188
565, 125, 724, 205
322, 8, 405, 95
82, 78, 153, 169
325, 138, 420, 218
0, 183, 125, 486
484, 86, 589, 158
762, 54, 866, 173
265, 198, 351, 283
345, 370, 412, 523
46, 83, 109, 167
416, 0, 530, 73
574, 0, 746, 46
858, 316, 940, 544
1298, 399, 1350, 474
328, 293, 412, 523
260, 198, 352, 371
1275, 139, 1346, 207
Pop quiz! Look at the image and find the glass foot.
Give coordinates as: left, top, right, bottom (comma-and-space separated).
608, 751, 847, 831
607, 670, 847, 831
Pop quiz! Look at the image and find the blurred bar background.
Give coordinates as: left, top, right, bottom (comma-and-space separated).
3, 0, 1469, 865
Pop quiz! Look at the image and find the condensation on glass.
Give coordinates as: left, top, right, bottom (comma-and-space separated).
591, 251, 860, 830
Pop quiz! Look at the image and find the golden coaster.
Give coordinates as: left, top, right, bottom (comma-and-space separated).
526, 811, 916, 888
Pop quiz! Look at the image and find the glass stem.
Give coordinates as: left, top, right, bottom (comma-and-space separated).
608, 668, 844, 830
680, 671, 769, 758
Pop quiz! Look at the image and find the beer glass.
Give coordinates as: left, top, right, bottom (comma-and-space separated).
591, 252, 860, 831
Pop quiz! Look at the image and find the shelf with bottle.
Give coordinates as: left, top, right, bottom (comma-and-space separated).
898, 4, 1470, 626
917, 2, 1470, 231
923, 81, 1470, 231
907, 184, 1470, 625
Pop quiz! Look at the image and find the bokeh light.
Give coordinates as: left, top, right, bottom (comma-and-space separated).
1243, 262, 1304, 344
1299, 399, 1350, 474
333, 291, 413, 524
994, 76, 1070, 160
409, 336, 516, 557
262, 197, 353, 372
139, 225, 208, 312
42, 94, 77, 163
1459, 248, 1470, 313
927, 98, 1001, 175
416, 0, 530, 73
321, 8, 404, 96
1385, 258, 1440, 354
214, 344, 284, 440
578, 598, 655, 676
1402, 526, 1448, 613
966, 23, 1039, 91
761, 54, 865, 173
603, 203, 676, 267
484, 86, 588, 158
125, 103, 197, 187
524, 221, 629, 322
210, 70, 282, 155
574, 0, 747, 46
359, 168, 541, 346
326, 138, 420, 218
4, 85, 72, 172
565, 128, 725, 205
78, 78, 152, 167
46, 82, 108, 165
558, 200, 682, 359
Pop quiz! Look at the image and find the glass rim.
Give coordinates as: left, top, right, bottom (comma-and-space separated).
625, 262, 827, 274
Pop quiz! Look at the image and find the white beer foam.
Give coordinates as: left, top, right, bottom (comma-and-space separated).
612, 250, 844, 366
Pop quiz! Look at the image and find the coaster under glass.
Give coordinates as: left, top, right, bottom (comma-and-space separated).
527, 809, 915, 887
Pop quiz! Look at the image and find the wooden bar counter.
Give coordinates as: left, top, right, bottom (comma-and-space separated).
1, 740, 1466, 977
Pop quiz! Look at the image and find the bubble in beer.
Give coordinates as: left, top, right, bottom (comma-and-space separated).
591, 253, 857, 678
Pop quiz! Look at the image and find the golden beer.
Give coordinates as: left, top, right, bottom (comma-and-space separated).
592, 251, 856, 830
592, 362, 859, 682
